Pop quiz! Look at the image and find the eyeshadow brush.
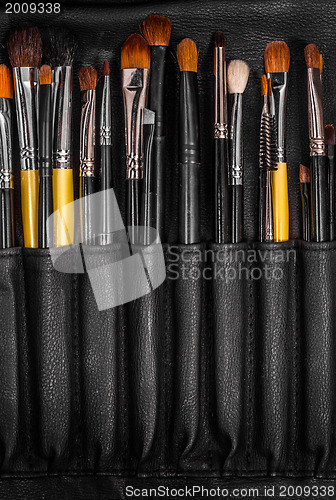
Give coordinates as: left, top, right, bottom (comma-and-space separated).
300, 164, 311, 242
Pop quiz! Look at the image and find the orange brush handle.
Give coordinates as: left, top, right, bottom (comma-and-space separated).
21, 170, 39, 248
53, 169, 74, 247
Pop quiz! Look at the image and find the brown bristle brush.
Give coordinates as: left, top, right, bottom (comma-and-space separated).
299, 164, 311, 241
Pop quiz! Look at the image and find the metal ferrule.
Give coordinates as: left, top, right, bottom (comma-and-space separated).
230, 93, 243, 186
80, 89, 96, 177
267, 72, 288, 163
100, 75, 112, 146
0, 98, 13, 189
307, 67, 326, 156
53, 66, 73, 169
214, 46, 228, 139
261, 94, 269, 116
13, 67, 38, 171
122, 68, 150, 180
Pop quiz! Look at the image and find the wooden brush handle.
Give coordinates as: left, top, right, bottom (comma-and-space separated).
21, 170, 39, 248
271, 162, 289, 242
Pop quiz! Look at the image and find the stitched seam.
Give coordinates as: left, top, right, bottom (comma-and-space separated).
247, 248, 253, 466
163, 263, 169, 473
294, 249, 299, 472
73, 274, 80, 470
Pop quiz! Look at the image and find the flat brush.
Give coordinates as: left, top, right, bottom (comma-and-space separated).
121, 34, 150, 245
264, 41, 290, 242
38, 65, 53, 248
142, 14, 171, 242
325, 124, 335, 240
8, 27, 42, 248
79, 66, 97, 245
0, 65, 14, 249
300, 164, 311, 242
214, 31, 230, 243
176, 38, 200, 245
227, 59, 249, 243
305, 44, 328, 242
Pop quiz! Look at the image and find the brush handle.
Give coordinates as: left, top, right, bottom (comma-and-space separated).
215, 138, 230, 243
231, 184, 243, 243
311, 155, 328, 242
127, 179, 140, 245
300, 182, 311, 242
1, 188, 14, 248
179, 162, 200, 245
98, 144, 113, 246
151, 135, 165, 240
328, 145, 335, 241
80, 176, 95, 245
38, 175, 53, 248
271, 162, 289, 242
21, 170, 39, 248
53, 169, 74, 247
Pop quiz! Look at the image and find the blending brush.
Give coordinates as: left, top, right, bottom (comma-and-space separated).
304, 44, 328, 242
264, 41, 290, 242
176, 38, 200, 245
214, 31, 230, 243
325, 124, 335, 241
44, 28, 77, 247
227, 59, 249, 244
142, 14, 171, 242
78, 66, 97, 245
0, 65, 15, 249
8, 27, 42, 248
121, 34, 151, 245
38, 65, 53, 248
300, 164, 311, 242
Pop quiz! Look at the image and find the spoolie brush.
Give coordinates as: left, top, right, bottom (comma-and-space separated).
325, 124, 335, 240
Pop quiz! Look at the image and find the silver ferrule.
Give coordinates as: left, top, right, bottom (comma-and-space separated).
267, 72, 288, 163
230, 93, 243, 186
307, 67, 325, 156
100, 75, 112, 146
53, 66, 73, 169
0, 98, 13, 189
80, 89, 96, 177
261, 94, 269, 116
214, 46, 228, 139
13, 67, 38, 171
122, 68, 150, 180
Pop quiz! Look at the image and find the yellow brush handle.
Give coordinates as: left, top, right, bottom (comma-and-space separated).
21, 170, 39, 248
53, 169, 74, 247
271, 162, 289, 242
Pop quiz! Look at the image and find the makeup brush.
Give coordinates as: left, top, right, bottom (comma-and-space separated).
38, 65, 53, 248
325, 124, 335, 241
264, 41, 290, 242
78, 66, 97, 245
300, 164, 311, 242
8, 27, 42, 248
304, 44, 328, 242
98, 59, 113, 246
214, 31, 230, 243
0, 65, 14, 249
44, 28, 77, 247
227, 59, 249, 244
142, 14, 171, 242
176, 38, 200, 245
121, 34, 150, 244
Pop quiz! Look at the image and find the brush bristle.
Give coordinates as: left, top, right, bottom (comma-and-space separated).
142, 14, 171, 46
176, 38, 198, 72
319, 54, 323, 74
261, 74, 267, 96
0, 65, 13, 99
300, 164, 310, 183
304, 44, 320, 69
267, 78, 272, 96
42, 27, 77, 67
78, 66, 98, 91
103, 59, 110, 76
121, 34, 150, 70
8, 27, 42, 68
227, 60, 249, 94
264, 41, 290, 73
39, 65, 52, 85
325, 125, 335, 145
214, 31, 225, 48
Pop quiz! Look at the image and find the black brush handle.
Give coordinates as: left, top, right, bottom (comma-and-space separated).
80, 176, 95, 245
328, 144, 335, 241
151, 135, 165, 240
300, 182, 311, 242
179, 162, 200, 244
101, 144, 113, 191
311, 155, 328, 242
98, 144, 113, 245
215, 138, 230, 243
1, 188, 14, 248
232, 184, 243, 243
127, 179, 140, 245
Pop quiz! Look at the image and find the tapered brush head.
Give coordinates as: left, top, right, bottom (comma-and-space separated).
7, 27, 42, 67
264, 41, 290, 73
261, 74, 267, 96
319, 54, 323, 74
304, 44, 320, 69
300, 164, 310, 183
142, 14, 171, 46
176, 38, 198, 72
42, 27, 77, 67
214, 30, 225, 48
102, 59, 110, 76
78, 67, 98, 91
0, 65, 14, 99
325, 125, 335, 145
227, 60, 249, 94
121, 34, 150, 70
39, 65, 52, 85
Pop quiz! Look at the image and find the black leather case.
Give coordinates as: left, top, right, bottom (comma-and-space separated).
1, 0, 336, 498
